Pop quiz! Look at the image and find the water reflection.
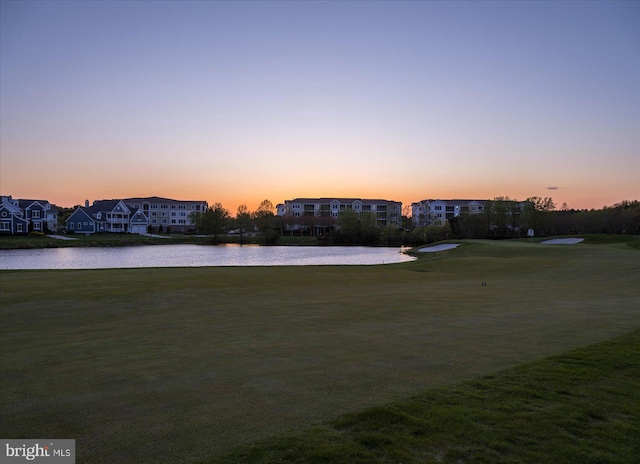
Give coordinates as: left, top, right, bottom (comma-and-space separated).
0, 244, 414, 270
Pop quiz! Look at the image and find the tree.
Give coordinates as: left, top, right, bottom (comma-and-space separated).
335, 210, 360, 244
381, 224, 402, 245
190, 210, 205, 234
235, 204, 251, 245
253, 199, 278, 244
57, 206, 75, 231
359, 212, 379, 245
524, 196, 556, 236
466, 214, 488, 239
488, 196, 521, 237
334, 210, 380, 245
203, 203, 230, 244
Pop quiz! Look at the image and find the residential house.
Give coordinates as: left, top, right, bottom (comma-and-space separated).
0, 198, 29, 235
0, 196, 57, 235
66, 199, 131, 234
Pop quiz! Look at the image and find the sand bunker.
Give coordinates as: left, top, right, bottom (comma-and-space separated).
418, 243, 460, 253
540, 238, 584, 245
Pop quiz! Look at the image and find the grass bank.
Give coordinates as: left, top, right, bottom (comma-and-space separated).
0, 234, 321, 249
1, 238, 638, 462
208, 328, 640, 463
0, 233, 200, 249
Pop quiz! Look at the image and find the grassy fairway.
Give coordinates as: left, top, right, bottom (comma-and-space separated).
1, 238, 638, 462
208, 329, 640, 463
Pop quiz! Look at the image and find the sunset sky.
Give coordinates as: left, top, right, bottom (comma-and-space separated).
1, 0, 638, 214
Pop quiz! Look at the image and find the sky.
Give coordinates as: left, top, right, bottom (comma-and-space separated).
1, 0, 638, 214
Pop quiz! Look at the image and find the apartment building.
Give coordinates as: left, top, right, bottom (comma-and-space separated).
411, 199, 486, 227
277, 197, 402, 228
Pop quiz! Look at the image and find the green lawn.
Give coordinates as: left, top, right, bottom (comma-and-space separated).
1, 237, 638, 463
208, 329, 640, 463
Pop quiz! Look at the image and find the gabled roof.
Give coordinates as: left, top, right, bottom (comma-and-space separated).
17, 199, 50, 210
67, 207, 99, 223
89, 200, 131, 215
0, 201, 23, 215
129, 208, 148, 223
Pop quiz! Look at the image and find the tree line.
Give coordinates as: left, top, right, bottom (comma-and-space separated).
447, 198, 640, 241
192, 197, 639, 246
190, 199, 280, 244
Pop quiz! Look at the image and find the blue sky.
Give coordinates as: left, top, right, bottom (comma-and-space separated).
1, 0, 638, 212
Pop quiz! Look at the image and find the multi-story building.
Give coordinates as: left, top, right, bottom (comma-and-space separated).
0, 195, 58, 235
65, 196, 208, 234
123, 197, 208, 233
411, 199, 486, 227
277, 197, 402, 230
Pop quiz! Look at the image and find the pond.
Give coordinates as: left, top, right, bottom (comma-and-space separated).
0, 244, 415, 270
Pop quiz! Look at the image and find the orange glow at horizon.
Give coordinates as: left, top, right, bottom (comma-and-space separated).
1, 174, 635, 216
1, 2, 638, 216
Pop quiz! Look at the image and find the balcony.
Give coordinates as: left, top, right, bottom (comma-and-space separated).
106, 216, 129, 224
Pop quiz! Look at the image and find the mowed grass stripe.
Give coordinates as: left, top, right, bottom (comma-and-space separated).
1, 237, 638, 462
208, 329, 640, 464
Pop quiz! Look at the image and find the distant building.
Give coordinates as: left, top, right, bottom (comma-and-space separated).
65, 196, 208, 234
411, 199, 486, 227
0, 195, 58, 235
277, 197, 402, 233
122, 197, 208, 233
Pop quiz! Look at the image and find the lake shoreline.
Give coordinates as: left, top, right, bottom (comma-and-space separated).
1, 234, 409, 250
